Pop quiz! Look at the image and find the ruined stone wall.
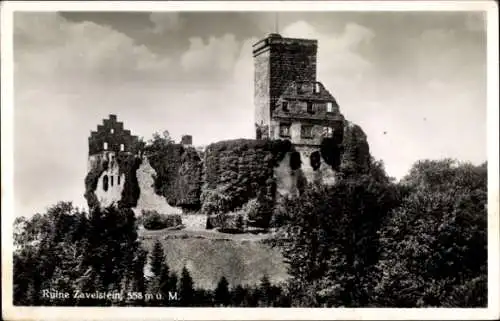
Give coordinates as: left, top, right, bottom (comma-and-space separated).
88, 114, 139, 156
133, 157, 182, 216
84, 152, 141, 210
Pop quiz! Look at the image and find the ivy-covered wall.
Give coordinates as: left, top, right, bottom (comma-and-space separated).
146, 143, 203, 211
200, 139, 294, 216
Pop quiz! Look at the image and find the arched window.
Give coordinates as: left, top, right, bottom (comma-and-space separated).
110, 176, 114, 187
120, 143, 125, 152
103, 142, 108, 150
310, 151, 321, 171
103, 175, 109, 191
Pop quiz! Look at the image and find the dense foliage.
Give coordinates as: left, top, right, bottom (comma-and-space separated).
338, 122, 371, 177
277, 160, 400, 307
275, 158, 487, 307
373, 160, 487, 307
117, 154, 142, 208
141, 210, 183, 231
14, 203, 146, 306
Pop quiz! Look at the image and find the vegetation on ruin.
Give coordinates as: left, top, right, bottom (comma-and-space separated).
146, 131, 203, 212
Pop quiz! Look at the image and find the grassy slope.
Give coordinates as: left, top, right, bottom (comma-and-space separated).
140, 231, 289, 290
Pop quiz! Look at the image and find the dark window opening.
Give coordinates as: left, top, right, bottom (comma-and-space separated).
301, 125, 313, 139
310, 151, 321, 171
290, 151, 302, 170
282, 101, 289, 112
118, 175, 121, 185
306, 102, 313, 114
110, 176, 114, 187
279, 124, 291, 138
103, 175, 109, 192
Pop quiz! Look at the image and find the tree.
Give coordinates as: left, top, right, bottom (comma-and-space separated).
373, 159, 487, 307
278, 164, 399, 307
179, 267, 195, 306
259, 274, 272, 306
214, 276, 230, 307
150, 240, 165, 279
231, 284, 248, 307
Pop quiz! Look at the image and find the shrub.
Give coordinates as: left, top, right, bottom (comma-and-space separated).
142, 210, 182, 230
207, 212, 246, 234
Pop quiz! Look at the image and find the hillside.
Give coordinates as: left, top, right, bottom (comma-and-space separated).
139, 229, 289, 290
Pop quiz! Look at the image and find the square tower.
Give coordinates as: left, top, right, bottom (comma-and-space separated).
253, 33, 318, 139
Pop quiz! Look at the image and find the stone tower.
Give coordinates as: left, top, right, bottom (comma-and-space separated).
253, 33, 344, 147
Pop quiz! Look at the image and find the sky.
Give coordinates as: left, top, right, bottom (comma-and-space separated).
12, 10, 487, 217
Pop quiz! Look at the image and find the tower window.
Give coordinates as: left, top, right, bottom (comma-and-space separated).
111, 176, 114, 187
103, 175, 109, 192
118, 175, 121, 185
314, 83, 320, 93
306, 102, 314, 114
103, 142, 108, 150
279, 123, 290, 137
120, 143, 125, 152
326, 102, 333, 113
301, 125, 313, 138
110, 129, 114, 134
282, 101, 289, 112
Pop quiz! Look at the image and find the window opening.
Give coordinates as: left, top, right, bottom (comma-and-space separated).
301, 125, 313, 139
103, 175, 109, 192
279, 124, 290, 137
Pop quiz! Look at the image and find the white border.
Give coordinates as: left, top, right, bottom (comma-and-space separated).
1, 1, 499, 320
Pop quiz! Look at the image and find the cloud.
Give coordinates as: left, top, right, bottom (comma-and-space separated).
149, 12, 183, 34
15, 12, 172, 85
180, 34, 240, 75
282, 21, 375, 84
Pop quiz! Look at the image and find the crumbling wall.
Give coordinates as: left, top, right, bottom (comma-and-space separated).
146, 144, 203, 212
133, 157, 182, 216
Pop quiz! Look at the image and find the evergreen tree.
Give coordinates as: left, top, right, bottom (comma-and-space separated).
214, 276, 230, 306
179, 266, 195, 306
148, 239, 166, 298
231, 284, 247, 307
259, 274, 272, 306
